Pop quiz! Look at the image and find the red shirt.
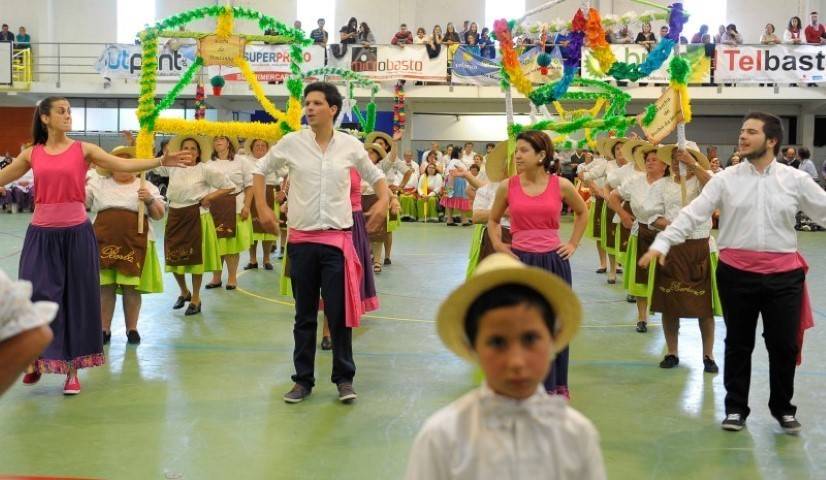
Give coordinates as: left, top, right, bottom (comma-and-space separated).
804, 24, 824, 44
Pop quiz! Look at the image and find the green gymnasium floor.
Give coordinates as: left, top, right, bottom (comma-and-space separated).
1, 213, 825, 479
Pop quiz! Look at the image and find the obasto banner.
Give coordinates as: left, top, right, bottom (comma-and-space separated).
327, 44, 447, 82
715, 45, 826, 84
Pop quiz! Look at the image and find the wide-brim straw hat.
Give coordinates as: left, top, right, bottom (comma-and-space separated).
484, 141, 513, 183
169, 135, 213, 163
436, 253, 582, 362
96, 146, 137, 176
621, 139, 653, 171
364, 142, 387, 160
243, 137, 273, 159
365, 131, 393, 149
656, 141, 711, 171
598, 137, 627, 160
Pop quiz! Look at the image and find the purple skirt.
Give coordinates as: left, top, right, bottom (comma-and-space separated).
513, 248, 572, 397
353, 211, 379, 312
19, 221, 105, 374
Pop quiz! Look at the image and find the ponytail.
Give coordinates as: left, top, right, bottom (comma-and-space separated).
31, 96, 68, 145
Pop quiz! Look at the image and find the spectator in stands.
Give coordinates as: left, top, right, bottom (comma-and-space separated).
607, 24, 633, 44
460, 20, 471, 41
340, 17, 358, 44
358, 22, 376, 45
392, 24, 414, 46
460, 142, 477, 167
659, 26, 669, 39
442, 23, 461, 46
727, 153, 741, 167
479, 28, 496, 58
709, 156, 722, 173
797, 147, 818, 180
784, 16, 803, 44
15, 26, 30, 48
804, 11, 826, 44
293, 20, 302, 32
464, 22, 479, 45
720, 24, 742, 45
414, 27, 428, 44
713, 24, 726, 43
635, 23, 657, 51
426, 25, 443, 58
761, 23, 781, 44
465, 33, 480, 54
779, 147, 797, 166
691, 25, 709, 43
310, 18, 329, 47
483, 143, 495, 161
0, 24, 13, 42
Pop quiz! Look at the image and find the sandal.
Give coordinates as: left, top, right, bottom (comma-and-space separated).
607, 278, 617, 285
373, 263, 382, 273
225, 285, 237, 291
205, 282, 222, 289
264, 263, 274, 270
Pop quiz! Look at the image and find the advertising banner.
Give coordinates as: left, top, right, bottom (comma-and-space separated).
326, 44, 447, 82
95, 43, 198, 79
451, 45, 564, 85
714, 44, 826, 84
208, 45, 326, 82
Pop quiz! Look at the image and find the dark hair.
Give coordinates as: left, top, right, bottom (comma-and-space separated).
211, 135, 236, 160
766, 23, 775, 33
425, 162, 438, 174
31, 96, 69, 145
400, 23, 407, 28
465, 284, 557, 345
485, 142, 495, 149
360, 22, 371, 34
727, 24, 738, 33
155, 138, 170, 157
470, 164, 480, 173
180, 137, 203, 164
789, 16, 802, 30
464, 142, 473, 147
516, 130, 555, 172
798, 147, 811, 160
743, 111, 784, 156
1, 24, 7, 28
348, 17, 358, 29
451, 147, 461, 160
303, 82, 343, 121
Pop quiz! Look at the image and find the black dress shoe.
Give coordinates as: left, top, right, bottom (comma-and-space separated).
636, 321, 648, 333
126, 330, 141, 345
383, 258, 391, 266
264, 263, 274, 270
225, 285, 237, 291
103, 331, 111, 345
205, 282, 222, 289
173, 293, 192, 309
595, 268, 607, 274
185, 302, 202, 316
659, 354, 679, 368
243, 263, 258, 270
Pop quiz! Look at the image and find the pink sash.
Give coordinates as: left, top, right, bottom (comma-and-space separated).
720, 248, 813, 365
288, 228, 364, 328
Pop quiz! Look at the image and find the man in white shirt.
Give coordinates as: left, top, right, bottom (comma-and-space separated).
254, 82, 389, 405
460, 142, 477, 167
641, 112, 826, 434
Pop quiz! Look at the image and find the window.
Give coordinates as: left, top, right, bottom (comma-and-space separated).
684, 0, 727, 41
486, 0, 525, 33
297, 0, 335, 37
117, 0, 156, 44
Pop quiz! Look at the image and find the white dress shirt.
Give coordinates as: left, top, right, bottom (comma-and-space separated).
799, 159, 819, 180
616, 174, 666, 232
255, 129, 385, 231
606, 163, 640, 222
154, 163, 234, 213
474, 181, 509, 227
651, 161, 826, 255
207, 156, 254, 213
404, 383, 606, 480
580, 157, 609, 188
648, 176, 712, 239
460, 151, 478, 167
85, 176, 163, 236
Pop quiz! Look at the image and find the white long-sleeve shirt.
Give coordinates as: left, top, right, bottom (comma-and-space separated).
207, 156, 254, 213
404, 384, 606, 480
85, 176, 163, 236
402, 163, 420, 189
648, 175, 712, 239
651, 160, 826, 255
255, 129, 384, 231
474, 181, 509, 227
154, 163, 234, 213
580, 157, 609, 188
605, 162, 637, 222
799, 159, 819, 180
616, 174, 666, 231
418, 173, 443, 196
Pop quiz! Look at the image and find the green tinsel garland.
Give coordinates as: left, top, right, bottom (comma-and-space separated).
668, 55, 691, 85
641, 104, 657, 127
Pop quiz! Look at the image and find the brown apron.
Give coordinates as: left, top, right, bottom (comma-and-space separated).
251, 185, 276, 234
636, 224, 657, 285
362, 194, 387, 242
618, 201, 633, 253
480, 226, 513, 262
210, 193, 237, 238
651, 238, 714, 318
592, 197, 605, 239
93, 209, 148, 277
165, 204, 203, 266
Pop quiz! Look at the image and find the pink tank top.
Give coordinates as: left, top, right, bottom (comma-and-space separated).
30, 142, 88, 227
507, 174, 562, 253
349, 168, 363, 212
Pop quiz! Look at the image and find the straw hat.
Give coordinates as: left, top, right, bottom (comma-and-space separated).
0, 269, 58, 342
598, 137, 627, 160
621, 139, 655, 171
436, 253, 582, 362
96, 145, 137, 176
483, 141, 513, 183
365, 131, 393, 149
656, 141, 711, 171
244, 137, 273, 159
168, 135, 212, 163
364, 142, 387, 161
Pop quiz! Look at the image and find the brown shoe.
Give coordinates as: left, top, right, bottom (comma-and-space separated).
283, 384, 311, 403
337, 383, 357, 403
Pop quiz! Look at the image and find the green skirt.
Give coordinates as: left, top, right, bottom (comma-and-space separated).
466, 224, 486, 279
417, 197, 440, 221
100, 240, 163, 294
614, 222, 626, 265
599, 201, 617, 256
216, 214, 253, 255
252, 200, 279, 242
585, 200, 596, 238
387, 212, 401, 233
166, 213, 222, 275
399, 194, 417, 221
623, 232, 655, 298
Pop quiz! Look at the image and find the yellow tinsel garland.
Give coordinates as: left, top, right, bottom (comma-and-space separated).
670, 83, 692, 123
235, 56, 292, 127
136, 128, 155, 159
155, 118, 284, 142
216, 6, 234, 39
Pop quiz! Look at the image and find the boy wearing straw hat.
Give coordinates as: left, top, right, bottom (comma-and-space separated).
405, 254, 605, 480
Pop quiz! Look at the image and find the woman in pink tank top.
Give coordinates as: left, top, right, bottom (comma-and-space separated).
487, 130, 588, 398
0, 97, 193, 395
